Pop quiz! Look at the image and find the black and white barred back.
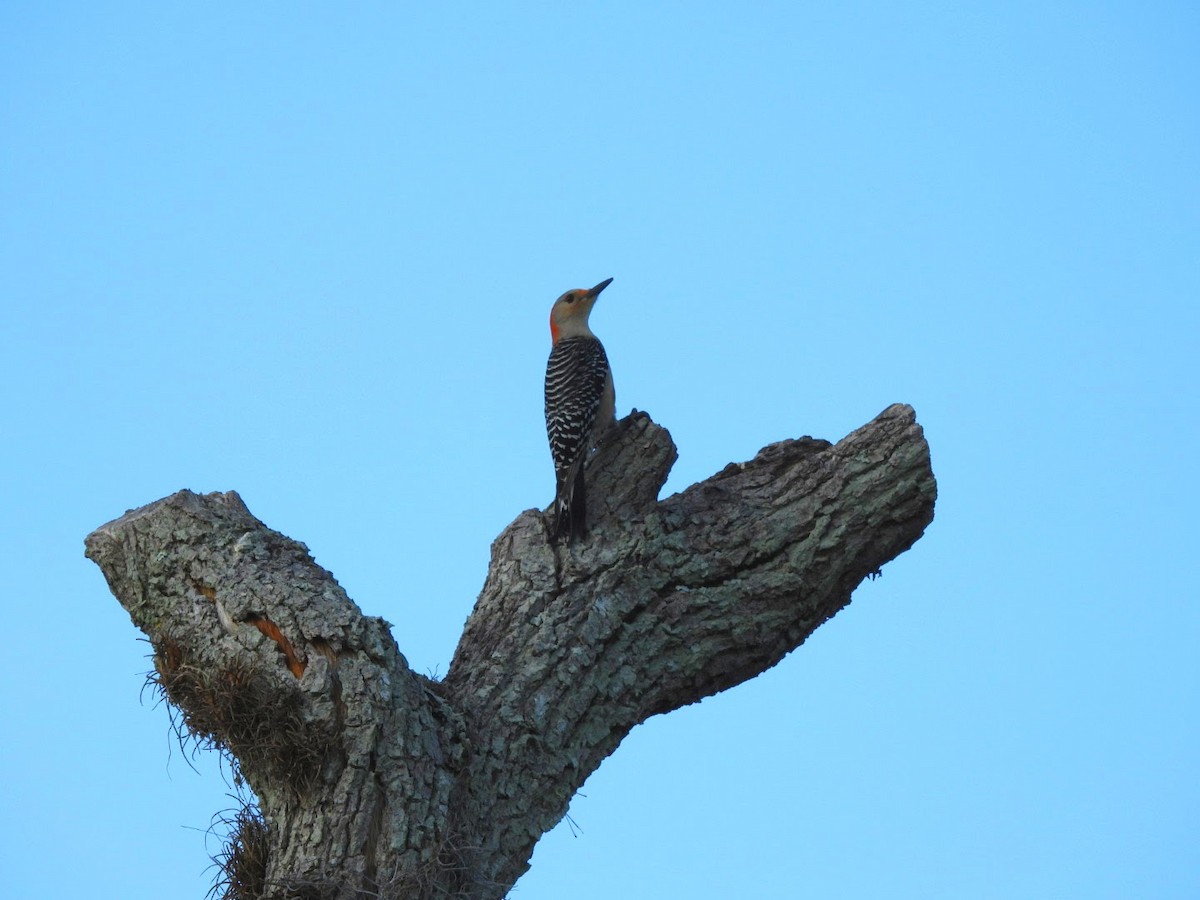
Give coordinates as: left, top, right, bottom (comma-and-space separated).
544, 335, 613, 542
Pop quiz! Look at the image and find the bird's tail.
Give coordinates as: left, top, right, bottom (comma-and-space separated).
552, 465, 588, 543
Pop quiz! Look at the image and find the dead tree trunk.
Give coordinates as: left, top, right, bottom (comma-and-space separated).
86, 404, 936, 899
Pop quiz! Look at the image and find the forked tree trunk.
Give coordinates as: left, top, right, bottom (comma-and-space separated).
86, 404, 936, 899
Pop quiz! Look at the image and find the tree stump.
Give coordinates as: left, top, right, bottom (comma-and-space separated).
86, 404, 936, 899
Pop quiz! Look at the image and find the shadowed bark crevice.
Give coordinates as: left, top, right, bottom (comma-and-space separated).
87, 403, 936, 899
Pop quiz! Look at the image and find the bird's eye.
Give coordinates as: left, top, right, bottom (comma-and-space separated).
561, 292, 576, 304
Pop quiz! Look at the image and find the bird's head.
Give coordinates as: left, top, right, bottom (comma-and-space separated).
549, 277, 613, 343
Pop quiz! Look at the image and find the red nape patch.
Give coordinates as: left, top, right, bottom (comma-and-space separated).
550, 312, 560, 343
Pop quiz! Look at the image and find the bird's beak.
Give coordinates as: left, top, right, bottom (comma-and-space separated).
588, 277, 614, 299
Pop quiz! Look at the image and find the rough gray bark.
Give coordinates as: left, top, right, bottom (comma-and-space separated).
86, 404, 936, 899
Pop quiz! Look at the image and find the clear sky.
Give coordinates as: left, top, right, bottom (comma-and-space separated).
2, 3, 1197, 898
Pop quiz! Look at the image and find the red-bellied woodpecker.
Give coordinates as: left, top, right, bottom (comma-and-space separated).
544, 277, 616, 543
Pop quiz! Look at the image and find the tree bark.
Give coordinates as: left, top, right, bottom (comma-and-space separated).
86, 403, 936, 899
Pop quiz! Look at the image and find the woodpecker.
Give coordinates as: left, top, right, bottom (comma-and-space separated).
544, 277, 616, 543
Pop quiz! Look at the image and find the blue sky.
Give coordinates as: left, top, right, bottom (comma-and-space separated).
2, 3, 1197, 898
